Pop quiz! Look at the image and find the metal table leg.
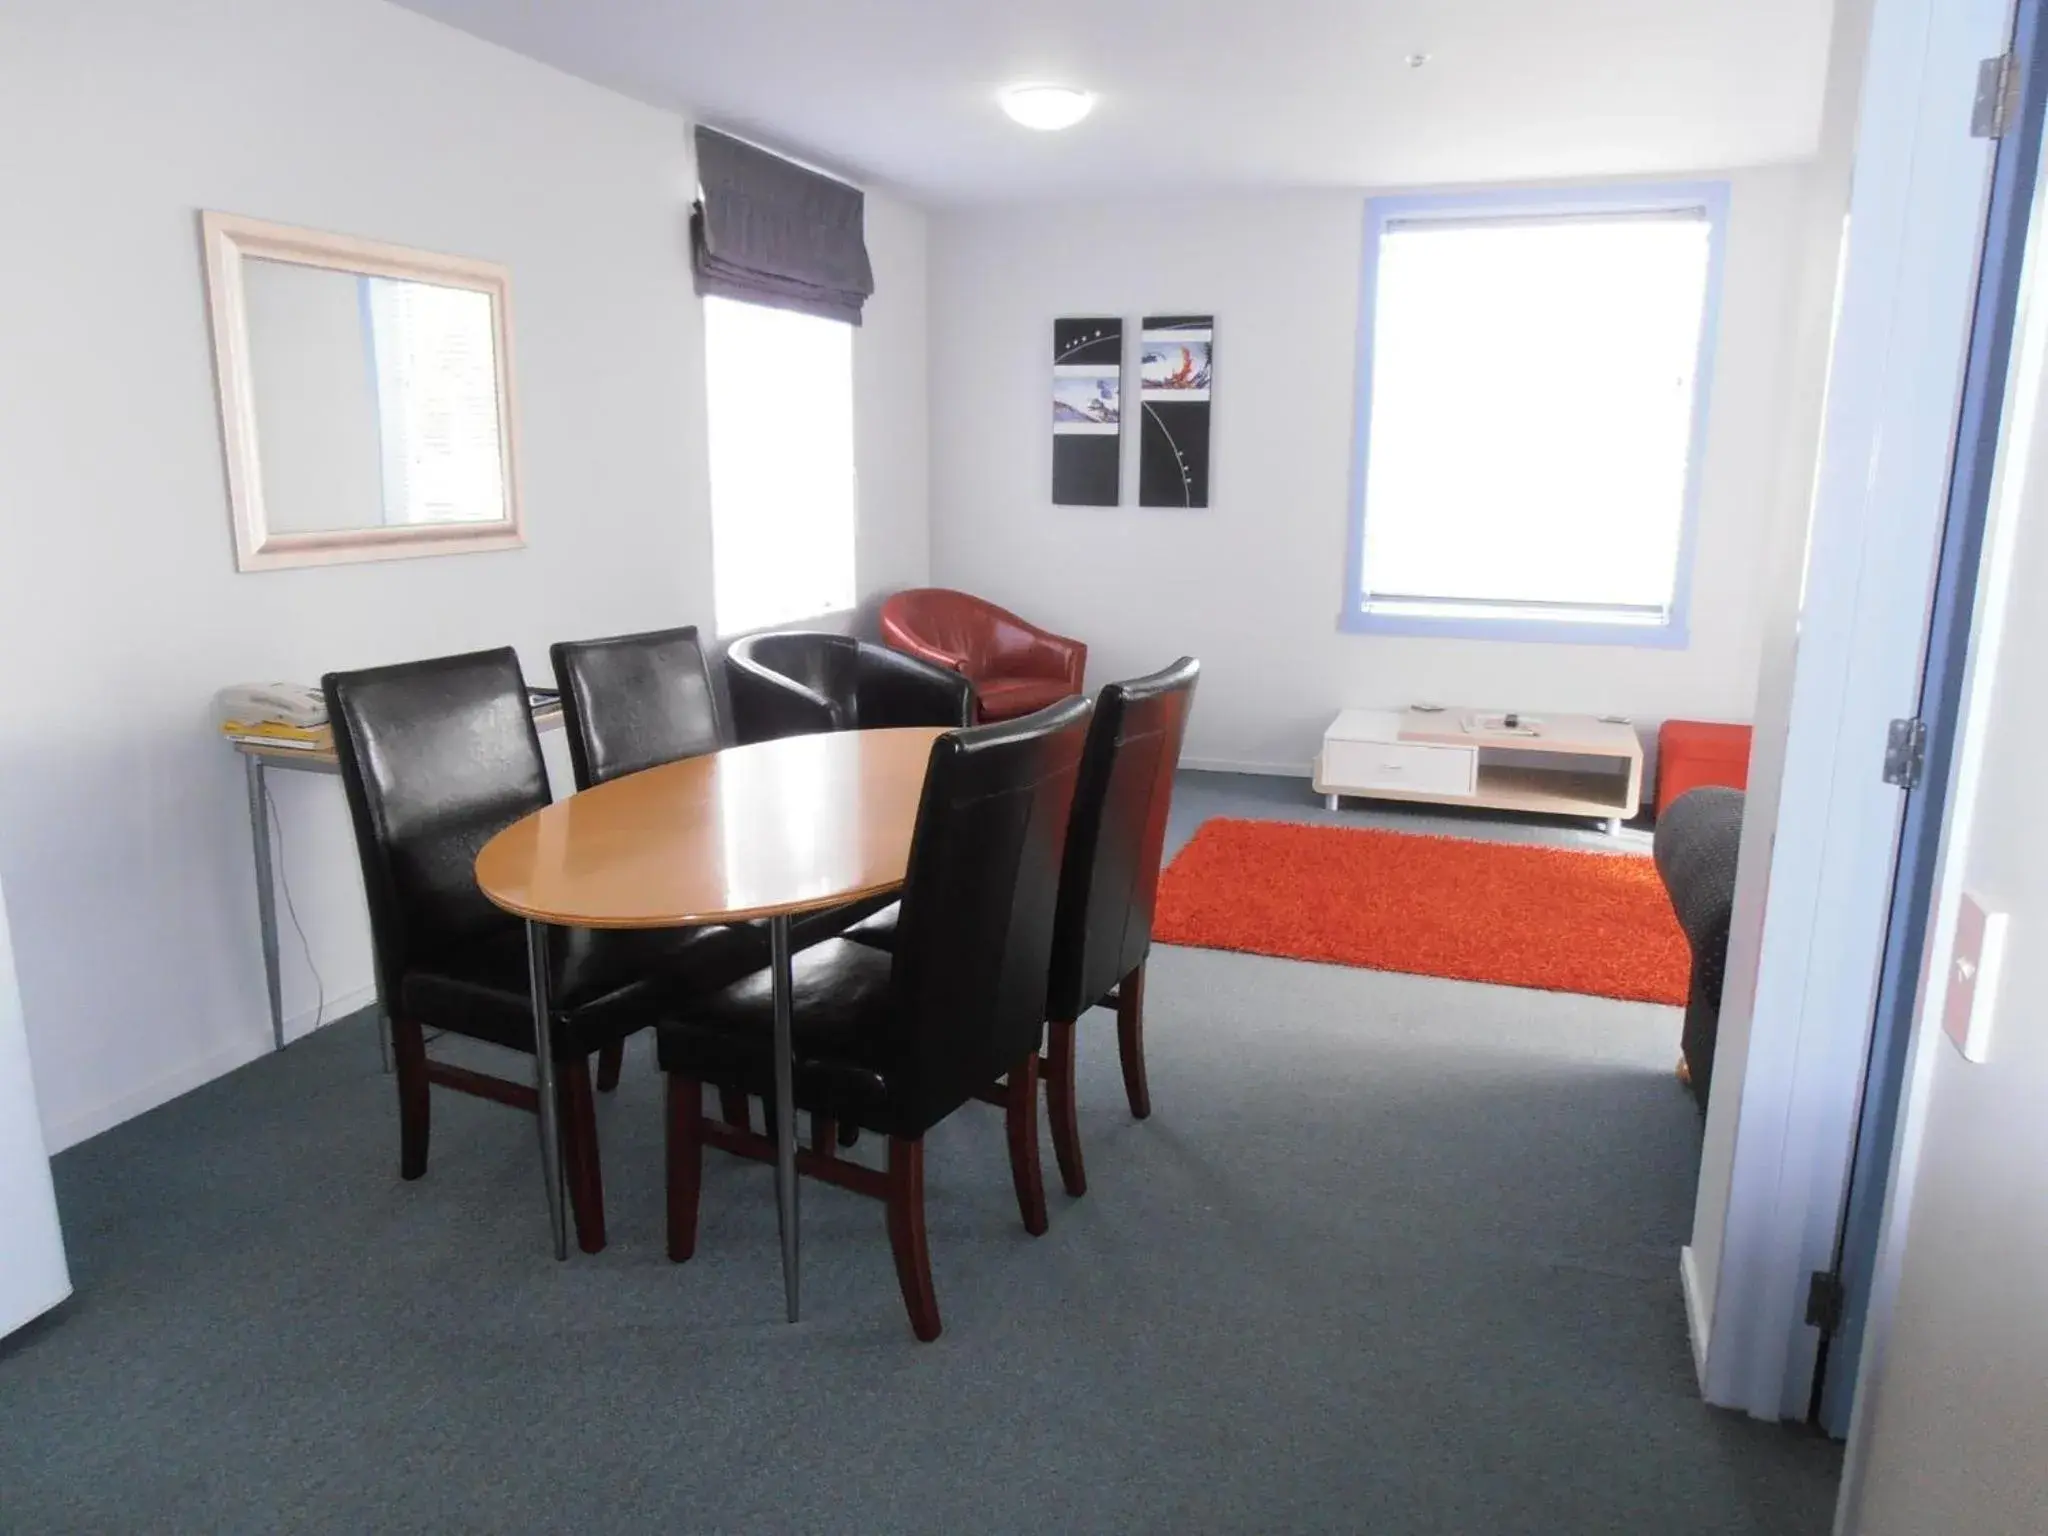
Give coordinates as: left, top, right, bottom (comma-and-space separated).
525, 921, 568, 1261
769, 913, 800, 1322
244, 754, 286, 1053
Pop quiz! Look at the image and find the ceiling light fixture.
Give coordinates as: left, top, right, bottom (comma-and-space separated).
1405, 52, 1432, 69
1000, 84, 1096, 131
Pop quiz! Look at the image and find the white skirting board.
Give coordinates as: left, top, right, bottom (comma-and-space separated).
43, 982, 376, 1154
1178, 757, 1312, 778
0, 871, 70, 1338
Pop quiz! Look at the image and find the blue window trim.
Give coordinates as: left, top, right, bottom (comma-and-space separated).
1339, 180, 1731, 648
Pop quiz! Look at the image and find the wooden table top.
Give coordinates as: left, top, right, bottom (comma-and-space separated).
474, 727, 947, 929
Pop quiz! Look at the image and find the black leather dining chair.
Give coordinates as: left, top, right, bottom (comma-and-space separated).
551, 625, 882, 1133
551, 624, 762, 1111
658, 696, 1093, 1341
550, 624, 726, 790
1040, 657, 1200, 1197
324, 647, 692, 1255
725, 632, 973, 745
835, 658, 1200, 1197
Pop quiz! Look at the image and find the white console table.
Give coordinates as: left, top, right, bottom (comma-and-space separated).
1313, 708, 1644, 833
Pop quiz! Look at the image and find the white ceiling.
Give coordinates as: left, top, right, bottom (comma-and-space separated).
390, 0, 1839, 205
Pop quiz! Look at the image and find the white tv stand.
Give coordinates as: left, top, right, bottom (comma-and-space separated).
1312, 708, 1644, 833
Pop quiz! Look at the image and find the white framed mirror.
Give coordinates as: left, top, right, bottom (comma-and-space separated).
200, 212, 525, 571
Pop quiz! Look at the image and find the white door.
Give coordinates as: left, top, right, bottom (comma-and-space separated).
0, 870, 69, 1337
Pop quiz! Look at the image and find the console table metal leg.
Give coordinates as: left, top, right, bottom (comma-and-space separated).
525, 921, 568, 1262
769, 912, 800, 1323
245, 754, 286, 1053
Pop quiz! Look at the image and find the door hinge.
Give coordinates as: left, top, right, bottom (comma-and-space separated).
1806, 1270, 1847, 1336
1974, 53, 2021, 139
1883, 717, 1927, 789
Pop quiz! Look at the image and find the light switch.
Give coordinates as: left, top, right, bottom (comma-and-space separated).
1942, 891, 2008, 1064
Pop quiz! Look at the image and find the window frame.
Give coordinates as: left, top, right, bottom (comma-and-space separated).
1340, 181, 1731, 648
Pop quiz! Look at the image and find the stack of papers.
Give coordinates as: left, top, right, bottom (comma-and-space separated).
219, 718, 333, 752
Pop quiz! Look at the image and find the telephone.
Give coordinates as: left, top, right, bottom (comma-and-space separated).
214, 682, 327, 730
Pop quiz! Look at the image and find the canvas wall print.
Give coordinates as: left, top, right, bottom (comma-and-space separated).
1053, 317, 1122, 506
1139, 315, 1213, 508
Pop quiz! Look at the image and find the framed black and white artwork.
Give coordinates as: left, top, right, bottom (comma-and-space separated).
1139, 315, 1213, 508
1052, 317, 1122, 506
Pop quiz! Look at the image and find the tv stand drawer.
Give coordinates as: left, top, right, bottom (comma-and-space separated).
1320, 738, 1476, 796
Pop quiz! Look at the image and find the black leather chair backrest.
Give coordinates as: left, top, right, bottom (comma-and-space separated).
727, 632, 859, 742
888, 697, 1092, 1133
1047, 657, 1200, 1021
323, 648, 547, 1013
726, 631, 972, 744
550, 625, 724, 790
853, 643, 975, 730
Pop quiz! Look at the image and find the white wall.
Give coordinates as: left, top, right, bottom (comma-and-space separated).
0, 0, 927, 1149
856, 194, 932, 610
927, 169, 1822, 774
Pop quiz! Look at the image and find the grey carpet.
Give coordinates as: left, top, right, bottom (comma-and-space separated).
0, 774, 1839, 1534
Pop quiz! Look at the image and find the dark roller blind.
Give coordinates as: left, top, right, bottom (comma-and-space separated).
691, 127, 875, 325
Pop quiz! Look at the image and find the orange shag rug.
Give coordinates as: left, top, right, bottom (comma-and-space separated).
1155, 818, 1689, 1005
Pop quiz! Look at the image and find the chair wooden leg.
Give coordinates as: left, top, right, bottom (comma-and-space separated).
1045, 1018, 1086, 1198
718, 1086, 750, 1131
885, 1137, 941, 1342
1116, 960, 1152, 1121
560, 1055, 606, 1255
1005, 1052, 1049, 1236
393, 1015, 430, 1181
595, 1039, 624, 1093
666, 1074, 704, 1262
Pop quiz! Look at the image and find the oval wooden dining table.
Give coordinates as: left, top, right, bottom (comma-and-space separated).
474, 725, 947, 1318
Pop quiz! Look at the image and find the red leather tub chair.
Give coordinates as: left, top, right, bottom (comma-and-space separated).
879, 588, 1087, 723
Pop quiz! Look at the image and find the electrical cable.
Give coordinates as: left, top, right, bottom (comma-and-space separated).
262, 777, 325, 1041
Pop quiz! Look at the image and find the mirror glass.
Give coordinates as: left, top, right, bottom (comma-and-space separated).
240, 259, 508, 535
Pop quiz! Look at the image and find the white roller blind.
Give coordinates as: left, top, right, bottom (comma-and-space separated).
1358, 210, 1714, 625
704, 296, 857, 635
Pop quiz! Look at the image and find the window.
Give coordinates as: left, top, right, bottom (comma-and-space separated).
703, 296, 857, 635
1345, 185, 1727, 645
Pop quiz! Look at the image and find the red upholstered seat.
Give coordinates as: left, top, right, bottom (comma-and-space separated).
879, 588, 1087, 723
1656, 720, 1753, 818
